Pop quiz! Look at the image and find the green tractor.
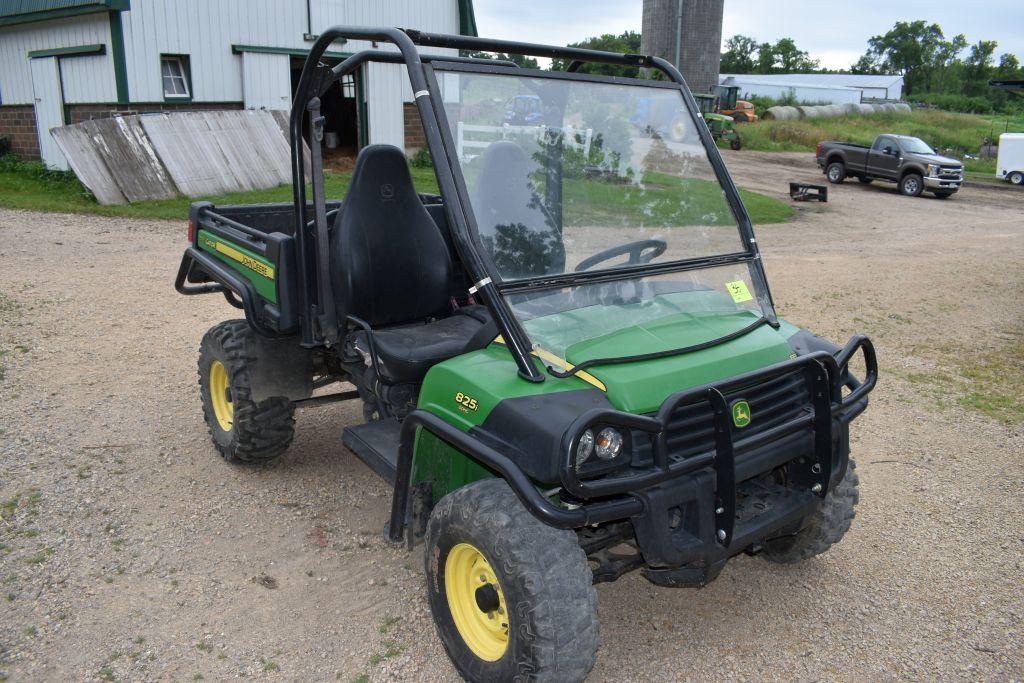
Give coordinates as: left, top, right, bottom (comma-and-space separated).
176, 26, 876, 682
694, 92, 743, 150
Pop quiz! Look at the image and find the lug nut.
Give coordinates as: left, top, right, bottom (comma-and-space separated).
811, 483, 823, 493
715, 507, 725, 515
717, 529, 727, 541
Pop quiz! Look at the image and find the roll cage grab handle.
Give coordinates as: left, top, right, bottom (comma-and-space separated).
289, 27, 778, 382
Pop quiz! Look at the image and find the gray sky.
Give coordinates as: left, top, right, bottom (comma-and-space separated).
472, 0, 1024, 71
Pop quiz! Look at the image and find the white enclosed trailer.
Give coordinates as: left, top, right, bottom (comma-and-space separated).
997, 133, 1024, 184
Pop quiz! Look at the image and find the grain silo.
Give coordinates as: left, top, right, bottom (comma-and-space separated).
641, 0, 725, 93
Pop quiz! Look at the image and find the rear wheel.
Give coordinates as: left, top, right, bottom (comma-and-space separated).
198, 320, 295, 464
899, 173, 924, 197
729, 134, 742, 151
762, 459, 859, 564
826, 162, 846, 183
425, 479, 598, 683
1009, 171, 1024, 185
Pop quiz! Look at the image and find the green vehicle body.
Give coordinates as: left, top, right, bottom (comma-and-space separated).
694, 93, 742, 149
413, 309, 801, 502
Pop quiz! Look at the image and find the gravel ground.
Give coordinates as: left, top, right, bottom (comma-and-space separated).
0, 152, 1022, 682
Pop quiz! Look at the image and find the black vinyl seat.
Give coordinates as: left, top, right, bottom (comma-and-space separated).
330, 144, 490, 383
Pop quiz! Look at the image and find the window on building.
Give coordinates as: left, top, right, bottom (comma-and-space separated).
341, 74, 355, 98
161, 55, 191, 99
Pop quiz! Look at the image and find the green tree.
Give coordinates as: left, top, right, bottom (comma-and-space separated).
466, 51, 539, 69
961, 40, 998, 95
854, 20, 965, 94
720, 34, 759, 73
550, 31, 642, 77
995, 53, 1022, 79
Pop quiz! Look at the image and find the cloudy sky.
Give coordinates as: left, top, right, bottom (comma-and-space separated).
472, 0, 1024, 70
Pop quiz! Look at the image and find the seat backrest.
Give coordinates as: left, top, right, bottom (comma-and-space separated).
330, 145, 452, 327
471, 141, 565, 279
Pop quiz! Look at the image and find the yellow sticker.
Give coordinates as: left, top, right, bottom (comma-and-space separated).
725, 280, 753, 303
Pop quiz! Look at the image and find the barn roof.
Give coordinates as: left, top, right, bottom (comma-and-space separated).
0, 0, 127, 26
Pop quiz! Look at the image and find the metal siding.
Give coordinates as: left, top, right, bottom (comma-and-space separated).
366, 61, 405, 148
241, 52, 291, 110
0, 13, 110, 104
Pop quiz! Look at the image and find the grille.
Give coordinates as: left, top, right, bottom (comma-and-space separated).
632, 369, 811, 466
938, 166, 963, 179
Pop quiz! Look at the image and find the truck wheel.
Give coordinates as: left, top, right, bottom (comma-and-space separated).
857, 176, 873, 184
425, 479, 598, 683
761, 459, 859, 564
899, 173, 924, 197
198, 320, 295, 464
1009, 171, 1023, 185
825, 162, 846, 183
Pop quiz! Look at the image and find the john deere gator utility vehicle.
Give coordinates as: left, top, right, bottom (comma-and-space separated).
176, 26, 876, 682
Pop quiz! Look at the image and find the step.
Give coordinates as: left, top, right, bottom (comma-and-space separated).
341, 418, 401, 484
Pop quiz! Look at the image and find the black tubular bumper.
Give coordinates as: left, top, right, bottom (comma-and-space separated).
387, 336, 877, 558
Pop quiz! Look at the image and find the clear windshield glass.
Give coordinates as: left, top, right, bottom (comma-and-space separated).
898, 137, 935, 154
438, 68, 767, 363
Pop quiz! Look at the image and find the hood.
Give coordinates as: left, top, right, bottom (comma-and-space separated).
560, 310, 795, 414
913, 152, 961, 166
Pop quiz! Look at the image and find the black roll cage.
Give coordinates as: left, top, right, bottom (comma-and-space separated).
290, 27, 778, 383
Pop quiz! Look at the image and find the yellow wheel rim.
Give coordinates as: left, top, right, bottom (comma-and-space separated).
209, 360, 234, 432
445, 543, 509, 661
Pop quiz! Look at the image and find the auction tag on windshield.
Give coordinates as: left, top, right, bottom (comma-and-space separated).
725, 280, 753, 303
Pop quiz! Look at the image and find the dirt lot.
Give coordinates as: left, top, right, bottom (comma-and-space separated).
1, 152, 1022, 682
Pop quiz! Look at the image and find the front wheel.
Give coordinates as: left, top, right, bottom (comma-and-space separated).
762, 459, 859, 564
826, 162, 846, 183
729, 134, 742, 150
899, 173, 924, 197
198, 320, 295, 463
425, 479, 598, 683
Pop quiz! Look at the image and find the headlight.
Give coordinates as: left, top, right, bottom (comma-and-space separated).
594, 427, 623, 460
575, 429, 594, 467
927, 164, 939, 177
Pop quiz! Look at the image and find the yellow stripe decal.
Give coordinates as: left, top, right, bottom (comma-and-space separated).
492, 336, 606, 392
202, 236, 275, 280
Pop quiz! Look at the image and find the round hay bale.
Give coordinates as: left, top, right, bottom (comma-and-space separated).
798, 106, 821, 119
842, 103, 862, 115
859, 104, 876, 115
821, 104, 845, 117
764, 106, 798, 121
893, 102, 912, 113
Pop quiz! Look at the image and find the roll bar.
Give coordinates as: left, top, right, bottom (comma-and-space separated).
288, 27, 778, 382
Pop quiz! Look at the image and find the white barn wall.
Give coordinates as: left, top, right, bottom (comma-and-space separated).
0, 14, 113, 105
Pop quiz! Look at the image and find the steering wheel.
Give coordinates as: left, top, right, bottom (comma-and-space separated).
574, 239, 668, 272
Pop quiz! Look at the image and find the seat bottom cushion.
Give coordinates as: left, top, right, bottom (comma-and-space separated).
357, 307, 490, 384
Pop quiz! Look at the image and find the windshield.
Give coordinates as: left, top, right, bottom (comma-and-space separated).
898, 137, 935, 154
437, 67, 769, 363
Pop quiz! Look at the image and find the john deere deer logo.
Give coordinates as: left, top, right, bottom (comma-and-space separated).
731, 400, 751, 428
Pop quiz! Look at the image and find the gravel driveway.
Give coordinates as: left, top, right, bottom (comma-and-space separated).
1, 152, 1021, 681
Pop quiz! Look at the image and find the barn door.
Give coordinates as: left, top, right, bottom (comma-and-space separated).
29, 56, 68, 170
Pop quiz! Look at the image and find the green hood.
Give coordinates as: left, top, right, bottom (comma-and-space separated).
525, 293, 796, 414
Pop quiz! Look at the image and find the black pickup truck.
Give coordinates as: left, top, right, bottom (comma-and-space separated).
816, 134, 963, 198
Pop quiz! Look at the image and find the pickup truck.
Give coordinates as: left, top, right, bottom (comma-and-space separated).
816, 134, 963, 198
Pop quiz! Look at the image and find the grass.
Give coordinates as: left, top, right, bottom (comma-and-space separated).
0, 154, 793, 226
741, 108, 1024, 156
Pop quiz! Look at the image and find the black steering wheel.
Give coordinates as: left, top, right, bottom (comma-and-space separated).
574, 239, 668, 272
